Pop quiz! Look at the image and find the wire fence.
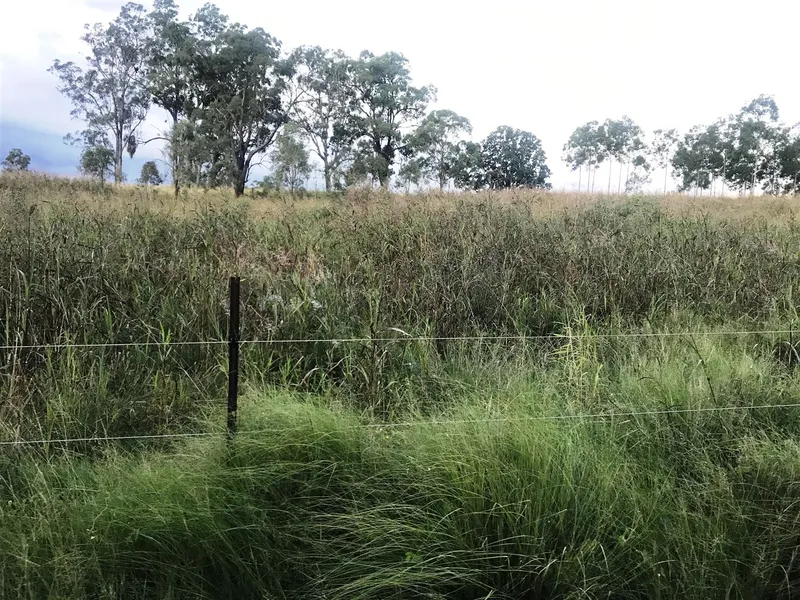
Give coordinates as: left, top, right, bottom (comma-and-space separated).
2, 272, 797, 451
3, 402, 800, 447
1, 328, 795, 351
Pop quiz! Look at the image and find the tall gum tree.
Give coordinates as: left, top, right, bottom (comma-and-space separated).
50, 2, 151, 183
342, 51, 435, 187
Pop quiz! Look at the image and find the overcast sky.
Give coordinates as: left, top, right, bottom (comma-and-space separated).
2, 0, 799, 189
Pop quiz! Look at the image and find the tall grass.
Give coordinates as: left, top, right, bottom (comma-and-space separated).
2, 337, 799, 598
1, 173, 799, 598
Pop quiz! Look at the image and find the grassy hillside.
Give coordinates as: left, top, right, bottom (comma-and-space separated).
1, 173, 799, 598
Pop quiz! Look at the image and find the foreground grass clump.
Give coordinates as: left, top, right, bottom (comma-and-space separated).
2, 336, 800, 599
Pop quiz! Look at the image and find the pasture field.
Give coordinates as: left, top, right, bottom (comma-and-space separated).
1, 173, 800, 599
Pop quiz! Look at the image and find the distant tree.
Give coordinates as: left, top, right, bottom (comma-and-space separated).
625, 154, 652, 193
672, 123, 727, 193
563, 121, 605, 192
2, 148, 31, 172
479, 126, 551, 189
80, 146, 115, 183
776, 125, 800, 194
161, 3, 234, 191
760, 126, 793, 195
146, 0, 198, 196
199, 26, 295, 196
722, 95, 782, 194
340, 51, 436, 187
271, 125, 312, 193
601, 117, 644, 194
290, 46, 354, 192
669, 95, 793, 196
146, 0, 195, 124
138, 160, 163, 185
408, 109, 472, 190
343, 139, 391, 188
166, 115, 226, 188
451, 141, 484, 190
396, 157, 423, 193
50, 2, 151, 184
651, 128, 680, 194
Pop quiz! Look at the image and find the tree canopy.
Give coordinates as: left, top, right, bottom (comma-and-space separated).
2, 149, 31, 172
271, 124, 312, 193
290, 46, 354, 191
80, 146, 115, 183
340, 51, 436, 187
50, 2, 151, 184
48, 3, 800, 196
138, 160, 163, 185
407, 110, 472, 190
479, 126, 551, 189
670, 95, 798, 195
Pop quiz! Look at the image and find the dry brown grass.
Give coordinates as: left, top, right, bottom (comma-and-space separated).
3, 171, 798, 224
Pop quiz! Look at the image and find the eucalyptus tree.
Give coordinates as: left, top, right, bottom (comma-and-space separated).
479, 126, 551, 189
396, 157, 424, 193
138, 160, 163, 185
2, 149, 31, 172
651, 128, 680, 194
776, 125, 800, 194
50, 2, 151, 183
289, 46, 354, 191
451, 141, 484, 190
198, 26, 295, 196
672, 123, 726, 194
271, 124, 312, 193
150, 2, 237, 190
79, 146, 115, 183
599, 117, 644, 194
722, 95, 781, 194
340, 51, 435, 187
563, 120, 605, 192
407, 109, 472, 190
146, 0, 198, 195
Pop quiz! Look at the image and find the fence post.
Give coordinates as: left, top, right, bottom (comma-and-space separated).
227, 276, 241, 438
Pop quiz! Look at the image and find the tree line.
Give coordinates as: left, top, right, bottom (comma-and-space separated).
563, 95, 800, 196
4, 0, 795, 196
40, 0, 550, 196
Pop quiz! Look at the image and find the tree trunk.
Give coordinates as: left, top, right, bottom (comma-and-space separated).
115, 130, 124, 183
577, 165, 582, 193
617, 161, 623, 194
171, 144, 180, 198
721, 152, 727, 197
607, 162, 612, 194
664, 166, 668, 195
624, 161, 630, 194
324, 165, 332, 192
234, 151, 248, 198
234, 175, 246, 197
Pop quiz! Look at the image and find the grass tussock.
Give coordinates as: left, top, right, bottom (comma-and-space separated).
3, 347, 800, 599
